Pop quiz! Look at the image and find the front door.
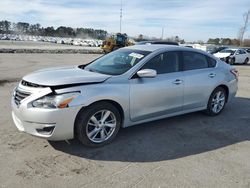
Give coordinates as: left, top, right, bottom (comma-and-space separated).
129, 51, 183, 122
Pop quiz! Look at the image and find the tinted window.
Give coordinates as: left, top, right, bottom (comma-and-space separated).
238, 49, 246, 54
207, 56, 217, 67
220, 49, 235, 55
141, 52, 179, 74
183, 52, 209, 70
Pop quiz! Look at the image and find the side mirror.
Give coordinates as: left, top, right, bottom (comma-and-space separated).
137, 69, 157, 78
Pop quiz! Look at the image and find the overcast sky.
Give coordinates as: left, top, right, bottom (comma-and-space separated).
0, 0, 250, 41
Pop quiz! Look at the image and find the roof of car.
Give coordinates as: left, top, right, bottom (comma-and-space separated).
136, 41, 179, 45
228, 48, 239, 51
125, 44, 187, 52
124, 44, 217, 59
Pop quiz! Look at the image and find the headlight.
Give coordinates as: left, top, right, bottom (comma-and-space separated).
32, 92, 80, 109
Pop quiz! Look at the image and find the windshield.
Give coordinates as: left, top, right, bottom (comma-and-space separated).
85, 49, 150, 75
220, 49, 236, 54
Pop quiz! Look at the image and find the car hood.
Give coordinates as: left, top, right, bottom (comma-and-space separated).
22, 66, 111, 86
214, 53, 231, 58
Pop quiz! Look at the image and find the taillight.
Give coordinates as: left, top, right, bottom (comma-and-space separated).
230, 68, 239, 80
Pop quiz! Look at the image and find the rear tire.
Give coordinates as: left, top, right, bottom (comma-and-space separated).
206, 87, 227, 116
75, 102, 121, 147
244, 57, 249, 65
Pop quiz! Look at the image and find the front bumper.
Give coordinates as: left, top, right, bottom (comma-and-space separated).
11, 86, 82, 141
220, 57, 231, 64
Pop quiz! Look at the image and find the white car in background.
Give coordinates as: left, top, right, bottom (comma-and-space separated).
214, 48, 250, 65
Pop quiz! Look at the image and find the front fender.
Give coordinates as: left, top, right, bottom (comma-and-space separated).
55, 83, 130, 127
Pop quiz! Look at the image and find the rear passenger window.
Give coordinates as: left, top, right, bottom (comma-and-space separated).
142, 52, 179, 74
183, 52, 209, 70
207, 56, 217, 67
239, 49, 246, 54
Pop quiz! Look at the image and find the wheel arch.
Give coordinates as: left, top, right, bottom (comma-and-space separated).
213, 84, 229, 102
244, 57, 249, 64
74, 99, 125, 138
94, 100, 125, 123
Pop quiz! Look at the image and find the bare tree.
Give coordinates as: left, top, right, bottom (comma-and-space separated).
238, 9, 250, 46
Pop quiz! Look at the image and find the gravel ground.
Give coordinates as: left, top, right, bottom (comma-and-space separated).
0, 54, 249, 188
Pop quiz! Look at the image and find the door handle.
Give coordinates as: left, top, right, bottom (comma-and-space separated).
209, 73, 216, 78
172, 79, 183, 85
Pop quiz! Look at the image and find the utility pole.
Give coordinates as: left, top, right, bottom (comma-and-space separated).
161, 27, 164, 40
120, 0, 122, 33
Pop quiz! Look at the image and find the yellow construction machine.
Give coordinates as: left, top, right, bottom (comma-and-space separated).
101, 33, 133, 53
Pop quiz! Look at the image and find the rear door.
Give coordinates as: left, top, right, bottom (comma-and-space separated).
182, 51, 217, 110
235, 49, 247, 63
129, 51, 183, 122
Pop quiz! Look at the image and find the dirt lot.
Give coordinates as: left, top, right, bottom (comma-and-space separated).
0, 54, 250, 188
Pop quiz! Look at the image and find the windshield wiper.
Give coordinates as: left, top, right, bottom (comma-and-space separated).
85, 68, 98, 73
85, 68, 115, 76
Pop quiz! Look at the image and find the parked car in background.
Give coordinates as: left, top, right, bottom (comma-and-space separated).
11, 45, 238, 147
207, 46, 228, 54
242, 47, 250, 53
214, 48, 250, 64
0, 34, 103, 47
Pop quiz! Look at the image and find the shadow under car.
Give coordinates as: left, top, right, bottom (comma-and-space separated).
49, 97, 250, 162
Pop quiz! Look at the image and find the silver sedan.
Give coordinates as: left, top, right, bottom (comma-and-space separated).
11, 45, 238, 147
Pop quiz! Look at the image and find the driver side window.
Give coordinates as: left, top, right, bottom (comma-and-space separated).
141, 52, 180, 74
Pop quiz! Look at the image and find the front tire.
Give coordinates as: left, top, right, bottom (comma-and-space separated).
244, 57, 249, 65
229, 57, 235, 65
206, 87, 227, 116
75, 102, 121, 147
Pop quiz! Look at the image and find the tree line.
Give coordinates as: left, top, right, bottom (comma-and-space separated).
135, 34, 186, 44
0, 20, 108, 39
207, 38, 250, 47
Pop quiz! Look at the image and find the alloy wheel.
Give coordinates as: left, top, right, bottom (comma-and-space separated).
211, 91, 225, 114
86, 110, 117, 143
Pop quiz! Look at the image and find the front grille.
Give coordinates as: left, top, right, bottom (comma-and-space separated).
220, 57, 230, 64
14, 88, 31, 106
